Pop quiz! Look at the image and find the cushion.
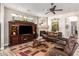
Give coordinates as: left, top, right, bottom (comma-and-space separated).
48, 32, 59, 37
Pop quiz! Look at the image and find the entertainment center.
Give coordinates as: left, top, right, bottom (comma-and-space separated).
9, 21, 38, 46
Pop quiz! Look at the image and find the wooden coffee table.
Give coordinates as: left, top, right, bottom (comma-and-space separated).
29, 41, 55, 56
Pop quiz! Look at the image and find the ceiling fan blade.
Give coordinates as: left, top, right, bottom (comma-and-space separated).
54, 9, 63, 11
45, 12, 50, 14
52, 11, 56, 14
53, 5, 56, 10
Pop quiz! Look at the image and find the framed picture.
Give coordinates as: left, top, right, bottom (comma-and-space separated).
51, 18, 59, 31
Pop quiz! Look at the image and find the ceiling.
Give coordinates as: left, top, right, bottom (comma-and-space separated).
4, 3, 79, 17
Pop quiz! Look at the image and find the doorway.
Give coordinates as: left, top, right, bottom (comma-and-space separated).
68, 16, 78, 39
71, 21, 78, 39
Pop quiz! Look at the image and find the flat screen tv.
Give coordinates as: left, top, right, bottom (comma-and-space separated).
19, 26, 33, 34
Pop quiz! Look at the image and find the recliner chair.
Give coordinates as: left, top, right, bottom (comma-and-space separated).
48, 37, 78, 56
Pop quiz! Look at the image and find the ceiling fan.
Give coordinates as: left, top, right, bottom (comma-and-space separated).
45, 3, 63, 14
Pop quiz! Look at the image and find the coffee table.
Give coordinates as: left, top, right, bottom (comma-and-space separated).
31, 41, 55, 56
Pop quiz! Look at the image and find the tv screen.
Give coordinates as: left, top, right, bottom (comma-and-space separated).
19, 26, 33, 34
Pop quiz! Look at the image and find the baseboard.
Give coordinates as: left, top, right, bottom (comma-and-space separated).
0, 47, 4, 50
0, 43, 9, 50
4, 43, 9, 47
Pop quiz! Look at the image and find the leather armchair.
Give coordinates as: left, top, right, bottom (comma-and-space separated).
48, 38, 78, 56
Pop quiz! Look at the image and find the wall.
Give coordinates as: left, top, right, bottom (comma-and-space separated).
77, 18, 79, 43
48, 15, 66, 37
4, 7, 38, 46
76, 11, 79, 43
48, 12, 78, 38
0, 3, 1, 20
0, 3, 1, 48
0, 3, 5, 50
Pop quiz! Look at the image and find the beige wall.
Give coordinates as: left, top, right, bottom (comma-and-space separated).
76, 12, 79, 43
48, 12, 78, 38
0, 3, 1, 20
0, 3, 1, 48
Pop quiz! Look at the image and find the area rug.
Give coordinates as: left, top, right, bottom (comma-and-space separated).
0, 41, 54, 56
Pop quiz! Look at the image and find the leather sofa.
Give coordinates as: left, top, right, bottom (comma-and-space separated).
48, 37, 78, 56
41, 31, 67, 46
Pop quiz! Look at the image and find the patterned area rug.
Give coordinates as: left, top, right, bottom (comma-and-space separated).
0, 41, 54, 56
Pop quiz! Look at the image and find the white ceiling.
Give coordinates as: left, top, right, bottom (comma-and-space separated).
4, 3, 79, 17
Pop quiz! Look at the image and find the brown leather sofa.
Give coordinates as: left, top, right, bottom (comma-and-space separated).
41, 31, 67, 46
48, 37, 78, 56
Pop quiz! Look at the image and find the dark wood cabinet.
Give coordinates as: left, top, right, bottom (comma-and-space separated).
9, 21, 38, 46
10, 35, 19, 46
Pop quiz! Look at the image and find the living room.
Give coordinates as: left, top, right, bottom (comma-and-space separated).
0, 3, 79, 56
